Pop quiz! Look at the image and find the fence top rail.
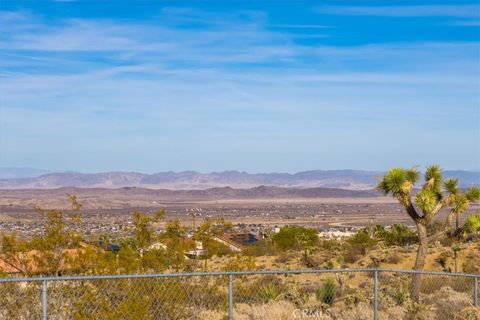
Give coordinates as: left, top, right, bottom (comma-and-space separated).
0, 268, 478, 283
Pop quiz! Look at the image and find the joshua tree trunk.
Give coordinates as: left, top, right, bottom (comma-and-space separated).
411, 223, 428, 300
454, 250, 458, 273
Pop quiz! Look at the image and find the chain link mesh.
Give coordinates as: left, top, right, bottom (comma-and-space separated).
0, 281, 42, 319
0, 271, 478, 320
377, 272, 478, 320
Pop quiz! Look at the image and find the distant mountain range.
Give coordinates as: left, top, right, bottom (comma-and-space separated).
0, 168, 478, 190
0, 167, 51, 179
0, 186, 378, 203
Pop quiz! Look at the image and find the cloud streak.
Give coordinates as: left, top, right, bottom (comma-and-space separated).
316, 5, 480, 18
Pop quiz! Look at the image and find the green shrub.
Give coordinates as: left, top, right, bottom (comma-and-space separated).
406, 302, 433, 320
315, 278, 337, 305
235, 275, 287, 304
318, 239, 341, 251
325, 260, 334, 270
259, 283, 281, 302
274, 251, 298, 264
347, 229, 375, 255
384, 224, 418, 246
463, 214, 480, 233
221, 254, 256, 272
344, 247, 362, 263
392, 289, 409, 306
244, 239, 278, 256
272, 226, 318, 251
386, 252, 402, 264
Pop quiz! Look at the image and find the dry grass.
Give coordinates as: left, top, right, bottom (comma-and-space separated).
423, 287, 474, 319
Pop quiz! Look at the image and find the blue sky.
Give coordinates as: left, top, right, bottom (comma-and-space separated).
0, 0, 479, 173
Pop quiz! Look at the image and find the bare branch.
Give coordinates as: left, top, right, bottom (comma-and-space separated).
0, 255, 26, 275
404, 197, 423, 223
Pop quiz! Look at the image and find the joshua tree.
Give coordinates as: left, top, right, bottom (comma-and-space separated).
377, 165, 479, 299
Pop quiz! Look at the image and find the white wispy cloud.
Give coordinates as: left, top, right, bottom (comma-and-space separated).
1, 9, 478, 114
270, 24, 330, 29
316, 5, 480, 18
0, 12, 299, 66
0, 8, 478, 171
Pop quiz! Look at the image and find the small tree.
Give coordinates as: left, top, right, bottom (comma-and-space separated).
0, 233, 30, 275
272, 226, 318, 266
272, 226, 318, 252
347, 228, 376, 255
195, 217, 232, 271
378, 165, 479, 299
382, 224, 418, 247
1, 194, 84, 276
161, 219, 188, 271
132, 209, 165, 248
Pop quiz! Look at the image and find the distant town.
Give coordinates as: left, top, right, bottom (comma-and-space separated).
1, 188, 476, 241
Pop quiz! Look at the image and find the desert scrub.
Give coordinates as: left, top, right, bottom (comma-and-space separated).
422, 286, 473, 320
233, 300, 297, 320
303, 254, 323, 268
453, 306, 480, 320
234, 274, 287, 304
258, 283, 282, 302
406, 302, 433, 320
325, 260, 335, 269
386, 252, 402, 264
419, 274, 473, 295
434, 251, 451, 271
315, 277, 337, 305
243, 239, 278, 257
343, 291, 368, 308
0, 282, 42, 319
392, 289, 409, 306
332, 302, 373, 320
318, 238, 341, 251
274, 251, 297, 264
462, 251, 480, 273
221, 254, 256, 272
282, 284, 311, 308
347, 228, 376, 255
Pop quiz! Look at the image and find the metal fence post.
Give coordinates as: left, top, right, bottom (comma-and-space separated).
474, 276, 478, 307
41, 280, 47, 320
374, 270, 378, 320
228, 274, 233, 320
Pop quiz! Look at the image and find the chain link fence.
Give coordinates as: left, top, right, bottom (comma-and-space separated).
0, 269, 478, 320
